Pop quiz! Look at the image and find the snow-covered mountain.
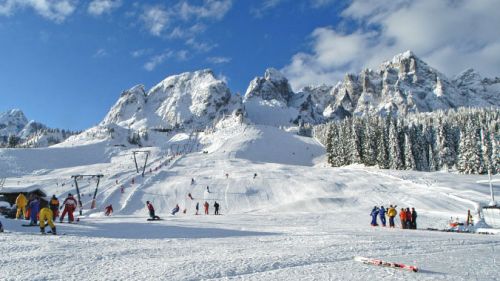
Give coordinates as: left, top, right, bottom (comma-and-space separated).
101, 69, 242, 131
322, 51, 500, 119
0, 109, 77, 147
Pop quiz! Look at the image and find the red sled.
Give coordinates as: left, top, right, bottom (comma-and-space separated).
354, 256, 418, 272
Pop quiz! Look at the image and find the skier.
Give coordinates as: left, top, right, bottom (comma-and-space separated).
387, 205, 397, 228
204, 201, 209, 215
206, 186, 210, 193
120, 186, 125, 194
411, 208, 417, 229
188, 193, 193, 200
28, 196, 40, 226
379, 206, 387, 227
370, 206, 379, 226
405, 208, 412, 229
399, 208, 406, 229
104, 204, 113, 216
60, 193, 78, 223
49, 195, 59, 220
0, 220, 3, 233
146, 201, 160, 220
171, 204, 180, 215
195, 202, 199, 215
191, 178, 195, 185
39, 202, 56, 235
214, 201, 220, 215
253, 173, 257, 179
15, 193, 27, 219
225, 173, 229, 179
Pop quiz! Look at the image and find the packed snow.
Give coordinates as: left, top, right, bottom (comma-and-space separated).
1, 120, 499, 280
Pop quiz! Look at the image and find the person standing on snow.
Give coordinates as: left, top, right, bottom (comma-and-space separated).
195, 202, 199, 215
387, 205, 397, 228
399, 208, 406, 229
214, 201, 220, 215
370, 206, 379, 226
15, 193, 27, 219
405, 208, 412, 229
39, 201, 56, 235
49, 195, 59, 220
146, 201, 160, 220
411, 208, 417, 229
379, 206, 387, 227
0, 220, 3, 233
60, 193, 78, 223
204, 201, 209, 215
28, 196, 40, 226
206, 186, 210, 193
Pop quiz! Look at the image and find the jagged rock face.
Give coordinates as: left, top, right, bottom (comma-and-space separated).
0, 109, 28, 136
101, 69, 239, 131
327, 51, 464, 117
453, 68, 500, 107
18, 121, 47, 139
244, 68, 294, 104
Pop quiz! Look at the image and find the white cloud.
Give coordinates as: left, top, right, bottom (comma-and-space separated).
250, 0, 284, 18
88, 0, 121, 16
143, 50, 190, 71
178, 0, 232, 21
186, 37, 217, 52
0, 0, 77, 23
207, 56, 231, 64
130, 48, 152, 58
93, 48, 108, 58
141, 6, 170, 36
283, 0, 500, 90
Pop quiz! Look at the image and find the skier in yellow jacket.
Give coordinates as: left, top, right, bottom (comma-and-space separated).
15, 193, 27, 219
387, 205, 398, 228
39, 204, 56, 235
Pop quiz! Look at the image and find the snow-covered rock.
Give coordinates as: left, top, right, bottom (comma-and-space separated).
0, 109, 76, 148
101, 69, 241, 131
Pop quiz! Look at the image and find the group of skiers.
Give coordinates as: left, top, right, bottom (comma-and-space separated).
370, 205, 417, 229
8, 192, 81, 234
145, 200, 221, 220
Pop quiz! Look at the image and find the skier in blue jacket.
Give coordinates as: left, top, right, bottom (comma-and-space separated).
171, 204, 180, 215
379, 206, 387, 227
370, 206, 379, 226
28, 197, 41, 226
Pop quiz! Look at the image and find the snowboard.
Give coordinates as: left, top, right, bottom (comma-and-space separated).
147, 218, 163, 221
354, 256, 418, 272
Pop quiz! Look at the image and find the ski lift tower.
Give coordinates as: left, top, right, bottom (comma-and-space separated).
0, 178, 5, 188
132, 150, 150, 177
478, 170, 500, 228
71, 174, 104, 215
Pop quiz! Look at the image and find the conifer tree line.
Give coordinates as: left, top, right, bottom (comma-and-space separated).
313, 108, 500, 174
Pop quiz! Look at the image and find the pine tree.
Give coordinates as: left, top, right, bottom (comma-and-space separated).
389, 118, 403, 169
403, 130, 415, 170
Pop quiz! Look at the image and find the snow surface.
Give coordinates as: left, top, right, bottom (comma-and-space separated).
1, 122, 499, 280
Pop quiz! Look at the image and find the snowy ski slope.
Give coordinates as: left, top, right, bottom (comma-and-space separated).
0, 122, 499, 280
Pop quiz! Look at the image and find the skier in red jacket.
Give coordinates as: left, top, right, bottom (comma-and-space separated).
104, 204, 113, 216
60, 193, 78, 223
405, 208, 412, 229
146, 201, 160, 220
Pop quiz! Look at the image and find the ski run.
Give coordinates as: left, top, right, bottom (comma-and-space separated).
1, 122, 499, 280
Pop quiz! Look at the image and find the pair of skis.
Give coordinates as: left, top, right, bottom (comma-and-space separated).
354, 256, 418, 272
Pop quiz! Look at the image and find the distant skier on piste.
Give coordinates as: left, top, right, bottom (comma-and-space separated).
405, 208, 412, 229
15, 193, 27, 219
399, 208, 406, 229
39, 201, 56, 235
204, 201, 209, 215
370, 206, 379, 226
171, 204, 180, 215
146, 201, 160, 220
214, 201, 220, 215
379, 206, 387, 227
387, 205, 397, 228
60, 193, 78, 223
195, 202, 199, 215
411, 208, 417, 229
49, 195, 59, 220
105, 204, 113, 216
28, 196, 40, 226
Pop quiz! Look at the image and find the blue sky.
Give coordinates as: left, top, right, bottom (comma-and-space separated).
0, 0, 499, 130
